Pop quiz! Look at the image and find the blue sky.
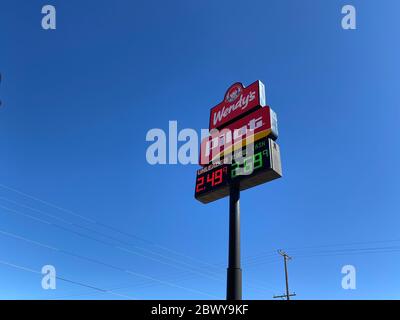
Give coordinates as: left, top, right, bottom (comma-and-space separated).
0, 0, 399, 299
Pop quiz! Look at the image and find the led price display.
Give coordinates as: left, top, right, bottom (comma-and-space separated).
195, 138, 282, 203
195, 165, 228, 194
194, 163, 230, 203
231, 148, 268, 178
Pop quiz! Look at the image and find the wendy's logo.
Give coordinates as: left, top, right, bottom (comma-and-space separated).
225, 83, 243, 103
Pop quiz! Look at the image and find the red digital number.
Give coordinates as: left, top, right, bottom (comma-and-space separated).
214, 168, 223, 186
206, 171, 215, 186
197, 167, 226, 193
196, 176, 205, 193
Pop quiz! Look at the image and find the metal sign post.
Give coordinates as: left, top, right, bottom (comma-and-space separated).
226, 182, 242, 300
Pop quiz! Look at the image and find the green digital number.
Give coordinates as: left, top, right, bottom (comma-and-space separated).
232, 150, 266, 178
231, 162, 239, 178
243, 155, 253, 175
254, 152, 263, 170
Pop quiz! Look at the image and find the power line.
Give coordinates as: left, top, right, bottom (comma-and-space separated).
237, 237, 400, 266
0, 217, 273, 296
242, 256, 282, 268
293, 247, 400, 259
0, 259, 136, 299
0, 227, 218, 298
0, 198, 234, 285
0, 203, 223, 278
0, 183, 219, 267
241, 252, 280, 264
244, 244, 400, 268
286, 239, 400, 254
0, 203, 275, 295
46, 270, 224, 300
0, 187, 227, 273
0, 186, 276, 294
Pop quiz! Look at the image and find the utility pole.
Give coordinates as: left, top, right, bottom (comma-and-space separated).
226, 182, 242, 300
273, 250, 296, 300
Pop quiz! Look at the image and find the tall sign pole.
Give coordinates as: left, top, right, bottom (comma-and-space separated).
194, 80, 282, 300
227, 182, 242, 300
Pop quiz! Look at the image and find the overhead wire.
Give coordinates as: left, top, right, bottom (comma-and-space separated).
0, 184, 277, 293
0, 259, 136, 299
0, 228, 218, 298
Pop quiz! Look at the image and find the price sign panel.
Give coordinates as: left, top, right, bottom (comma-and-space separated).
194, 163, 230, 204
195, 138, 282, 204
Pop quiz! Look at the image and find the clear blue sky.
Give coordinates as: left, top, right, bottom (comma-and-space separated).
0, 0, 399, 299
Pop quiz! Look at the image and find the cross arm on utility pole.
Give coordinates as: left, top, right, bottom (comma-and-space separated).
273, 293, 296, 300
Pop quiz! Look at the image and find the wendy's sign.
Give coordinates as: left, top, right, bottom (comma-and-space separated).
195, 79, 281, 204
209, 80, 266, 131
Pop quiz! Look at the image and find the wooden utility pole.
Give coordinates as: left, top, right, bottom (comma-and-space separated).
273, 250, 296, 300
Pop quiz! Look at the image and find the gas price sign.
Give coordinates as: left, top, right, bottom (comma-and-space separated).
194, 80, 282, 301
195, 137, 282, 204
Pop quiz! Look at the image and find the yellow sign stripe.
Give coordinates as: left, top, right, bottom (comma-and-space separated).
210, 129, 271, 163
